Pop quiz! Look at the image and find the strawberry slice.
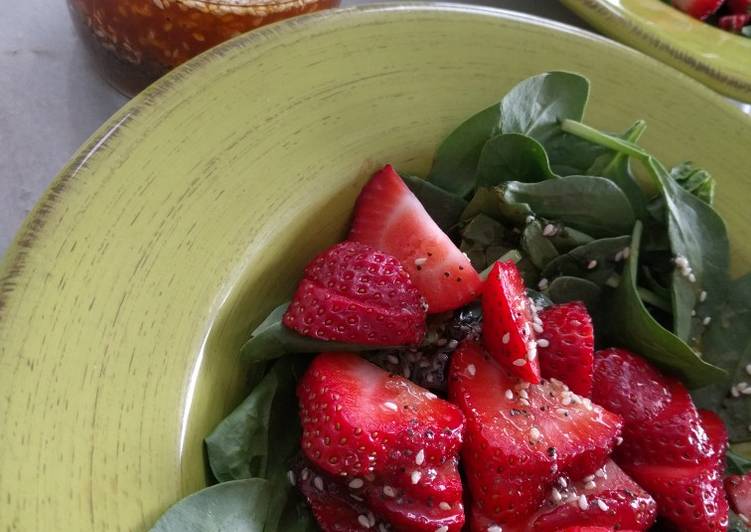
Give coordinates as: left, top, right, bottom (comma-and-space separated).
537, 301, 594, 396
283, 241, 427, 345
449, 341, 622, 527
591, 348, 672, 427
348, 165, 481, 313
725, 473, 751, 523
482, 260, 541, 383
496, 460, 657, 532
700, 409, 729, 474
671, 0, 724, 19
719, 13, 751, 31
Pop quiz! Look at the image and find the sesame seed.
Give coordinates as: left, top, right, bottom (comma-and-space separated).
301, 468, 310, 481
529, 427, 541, 442
543, 224, 556, 237
578, 495, 589, 510
615, 436, 624, 446
585, 480, 597, 490
746, 364, 751, 376
411, 471, 422, 484
597, 499, 609, 511
743, 388, 751, 396
349, 478, 364, 489
383, 485, 397, 498
550, 488, 562, 503
425, 392, 438, 400
562, 396, 572, 406
368, 513, 376, 526
358, 514, 372, 528
538, 278, 549, 290
740, 514, 750, 524
731, 386, 741, 398
614, 250, 623, 262
384, 401, 398, 412
537, 338, 550, 348
435, 527, 448, 532
533, 323, 544, 334
447, 339, 458, 349
558, 477, 568, 488
519, 398, 531, 407
702, 316, 712, 326
350, 494, 364, 502
519, 381, 530, 390
436, 338, 448, 347
414, 257, 428, 267
675, 256, 689, 269
738, 382, 748, 391
416, 449, 425, 465
583, 475, 595, 482
502, 332, 510, 344
699, 290, 707, 302
505, 389, 514, 400
439, 502, 451, 510
467, 364, 477, 376
688, 273, 697, 283
487, 526, 503, 532
587, 259, 598, 270
314, 476, 324, 491
622, 247, 631, 259
513, 358, 527, 366
379, 525, 388, 532
518, 389, 529, 400
595, 468, 607, 479
387, 355, 400, 365
287, 471, 296, 486
691, 310, 696, 316
525, 215, 535, 224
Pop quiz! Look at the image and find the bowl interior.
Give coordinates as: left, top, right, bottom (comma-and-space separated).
1, 3, 750, 531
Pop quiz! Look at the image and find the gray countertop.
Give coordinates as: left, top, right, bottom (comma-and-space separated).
0, 1, 583, 254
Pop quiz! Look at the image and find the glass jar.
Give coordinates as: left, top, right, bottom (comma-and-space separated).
67, 0, 341, 96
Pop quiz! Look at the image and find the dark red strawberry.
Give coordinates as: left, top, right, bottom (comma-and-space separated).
719, 13, 751, 31
537, 301, 594, 396
348, 165, 481, 313
728, 0, 751, 14
700, 409, 729, 474
615, 380, 714, 467
622, 458, 729, 532
498, 460, 656, 532
449, 341, 622, 527
283, 241, 427, 345
555, 528, 638, 532
725, 473, 751, 522
671, 0, 724, 19
482, 260, 541, 383
591, 348, 672, 427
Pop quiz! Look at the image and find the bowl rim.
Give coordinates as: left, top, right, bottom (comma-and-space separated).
561, 0, 751, 104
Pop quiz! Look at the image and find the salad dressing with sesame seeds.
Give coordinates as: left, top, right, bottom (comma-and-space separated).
67, 0, 340, 95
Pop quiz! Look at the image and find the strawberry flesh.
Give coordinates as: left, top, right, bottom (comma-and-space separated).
482, 260, 541, 383
725, 473, 751, 522
283, 241, 427, 345
348, 165, 481, 313
671, 0, 724, 19
719, 13, 751, 31
537, 301, 594, 396
449, 341, 622, 527
728, 0, 751, 14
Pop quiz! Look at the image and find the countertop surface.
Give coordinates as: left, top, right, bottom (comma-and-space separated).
0, 1, 585, 254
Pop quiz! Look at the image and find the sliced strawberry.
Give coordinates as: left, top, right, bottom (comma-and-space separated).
622, 458, 729, 532
700, 409, 729, 475
591, 348, 672, 427
348, 165, 481, 313
555, 528, 638, 532
449, 341, 622, 526
499, 460, 657, 532
283, 241, 426, 345
615, 381, 714, 467
719, 13, 751, 31
728, 0, 751, 14
298, 351, 464, 476
537, 301, 594, 396
671, 0, 724, 19
725, 473, 751, 521
482, 260, 541, 383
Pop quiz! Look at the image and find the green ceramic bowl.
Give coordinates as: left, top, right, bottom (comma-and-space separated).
562, 0, 751, 103
1, 3, 750, 531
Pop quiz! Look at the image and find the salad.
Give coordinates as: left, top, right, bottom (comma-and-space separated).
151, 72, 751, 532
667, 0, 751, 35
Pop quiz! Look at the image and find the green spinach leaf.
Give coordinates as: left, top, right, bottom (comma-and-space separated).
541, 235, 631, 287
521, 221, 559, 270
240, 303, 389, 363
729, 512, 751, 532
609, 221, 725, 388
668, 162, 715, 205
499, 177, 635, 237
476, 133, 557, 187
728, 448, 751, 475
547, 225, 594, 253
460, 213, 512, 271
403, 174, 467, 232
150, 479, 271, 532
546, 276, 602, 310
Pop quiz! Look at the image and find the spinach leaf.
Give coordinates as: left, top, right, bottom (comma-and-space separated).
546, 276, 602, 309
499, 177, 635, 237
428, 71, 589, 196
727, 448, 751, 475
645, 158, 730, 346
548, 225, 594, 253
150, 479, 271, 532
428, 103, 501, 196
461, 186, 529, 226
541, 235, 631, 287
479, 250, 523, 280
403, 174, 467, 232
206, 356, 307, 483
729, 512, 751, 532
668, 162, 715, 205
545, 133, 610, 177
692, 273, 751, 443
609, 221, 725, 388
521, 221, 559, 270
561, 119, 650, 160
460, 213, 513, 271
240, 303, 389, 363
476, 133, 557, 187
